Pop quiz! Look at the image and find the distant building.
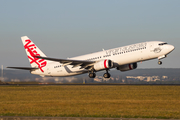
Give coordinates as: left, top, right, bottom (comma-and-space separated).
126, 76, 161, 82
94, 76, 102, 82
162, 76, 168, 79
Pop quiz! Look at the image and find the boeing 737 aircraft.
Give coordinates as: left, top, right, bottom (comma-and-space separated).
8, 36, 174, 78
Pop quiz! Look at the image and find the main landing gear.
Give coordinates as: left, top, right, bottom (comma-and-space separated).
89, 69, 96, 78
103, 69, 111, 78
88, 69, 111, 78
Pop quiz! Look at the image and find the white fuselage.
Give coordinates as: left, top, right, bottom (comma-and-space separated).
31, 41, 174, 77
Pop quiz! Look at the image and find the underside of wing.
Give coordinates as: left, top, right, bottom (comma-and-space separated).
36, 56, 95, 69
7, 67, 39, 70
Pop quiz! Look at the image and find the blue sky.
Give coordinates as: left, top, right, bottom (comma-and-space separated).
0, 0, 180, 68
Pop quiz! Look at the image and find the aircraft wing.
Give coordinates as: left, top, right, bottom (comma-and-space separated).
6, 67, 39, 70
36, 56, 95, 69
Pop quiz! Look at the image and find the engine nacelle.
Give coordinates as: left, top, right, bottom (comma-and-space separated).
94, 59, 113, 71
117, 63, 137, 71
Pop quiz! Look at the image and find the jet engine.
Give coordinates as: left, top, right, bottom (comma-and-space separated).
117, 63, 137, 71
94, 59, 113, 71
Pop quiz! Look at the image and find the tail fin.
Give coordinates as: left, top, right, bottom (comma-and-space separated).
21, 36, 48, 72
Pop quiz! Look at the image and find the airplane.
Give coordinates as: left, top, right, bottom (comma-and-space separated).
7, 36, 175, 78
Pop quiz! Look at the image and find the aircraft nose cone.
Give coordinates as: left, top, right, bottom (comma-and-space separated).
169, 45, 175, 51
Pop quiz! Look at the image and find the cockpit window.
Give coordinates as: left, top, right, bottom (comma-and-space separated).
159, 43, 168, 46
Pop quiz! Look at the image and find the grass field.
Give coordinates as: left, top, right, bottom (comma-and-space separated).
0, 85, 180, 119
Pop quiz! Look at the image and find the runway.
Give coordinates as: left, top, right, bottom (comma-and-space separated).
0, 117, 179, 120
1, 83, 180, 86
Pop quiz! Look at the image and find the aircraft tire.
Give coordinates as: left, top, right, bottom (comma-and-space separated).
103, 73, 111, 78
158, 61, 162, 65
89, 73, 96, 78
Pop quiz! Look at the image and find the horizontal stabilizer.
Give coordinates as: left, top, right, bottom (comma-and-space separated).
7, 67, 39, 70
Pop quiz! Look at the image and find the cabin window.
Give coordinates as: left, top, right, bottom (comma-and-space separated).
159, 43, 168, 46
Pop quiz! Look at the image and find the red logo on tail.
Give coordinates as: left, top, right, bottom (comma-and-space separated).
24, 39, 47, 72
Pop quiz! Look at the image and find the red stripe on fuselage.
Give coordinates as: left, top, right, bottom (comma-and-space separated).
104, 59, 107, 68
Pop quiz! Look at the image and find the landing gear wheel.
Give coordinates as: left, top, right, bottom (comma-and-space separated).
158, 61, 162, 65
89, 73, 96, 78
89, 69, 96, 78
103, 73, 111, 78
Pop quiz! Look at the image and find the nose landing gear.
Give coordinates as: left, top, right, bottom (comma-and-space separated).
158, 61, 162, 65
158, 55, 166, 65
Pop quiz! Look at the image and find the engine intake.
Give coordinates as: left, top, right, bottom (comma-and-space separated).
117, 63, 137, 71
94, 59, 113, 71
